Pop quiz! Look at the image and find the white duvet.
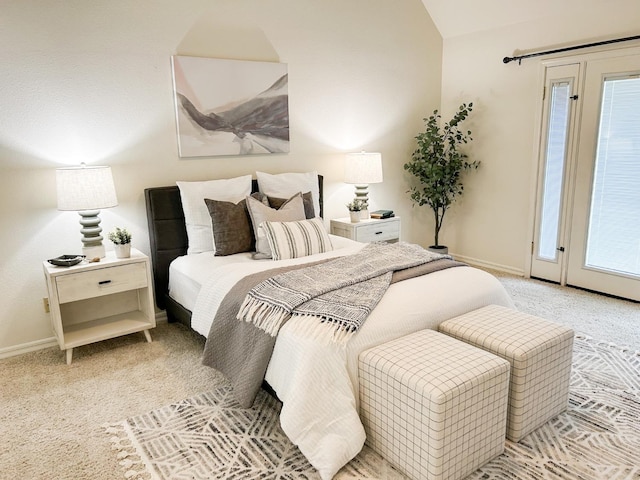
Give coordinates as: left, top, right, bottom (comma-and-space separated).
170, 236, 515, 479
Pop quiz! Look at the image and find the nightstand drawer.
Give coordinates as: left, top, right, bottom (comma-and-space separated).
56, 262, 148, 303
356, 222, 400, 243
331, 216, 401, 244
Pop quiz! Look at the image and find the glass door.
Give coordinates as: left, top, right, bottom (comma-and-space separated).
566, 54, 640, 301
530, 64, 580, 282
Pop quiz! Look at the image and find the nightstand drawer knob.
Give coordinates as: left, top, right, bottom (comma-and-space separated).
375, 231, 383, 235
98, 280, 112, 285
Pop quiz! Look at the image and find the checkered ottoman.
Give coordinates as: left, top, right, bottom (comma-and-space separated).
439, 304, 574, 442
359, 329, 510, 480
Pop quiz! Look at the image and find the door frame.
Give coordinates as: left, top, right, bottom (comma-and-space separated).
528, 63, 582, 284
565, 54, 640, 301
525, 44, 640, 290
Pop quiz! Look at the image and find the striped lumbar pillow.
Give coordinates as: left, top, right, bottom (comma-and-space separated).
262, 217, 333, 260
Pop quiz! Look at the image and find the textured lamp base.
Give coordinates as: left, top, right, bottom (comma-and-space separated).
78, 209, 106, 258
353, 184, 370, 219
82, 244, 105, 259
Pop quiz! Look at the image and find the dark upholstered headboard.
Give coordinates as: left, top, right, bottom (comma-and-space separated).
144, 176, 323, 315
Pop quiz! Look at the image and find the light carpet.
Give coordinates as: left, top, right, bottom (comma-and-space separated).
105, 335, 640, 480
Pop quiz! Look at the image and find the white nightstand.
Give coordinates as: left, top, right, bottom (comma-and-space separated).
330, 216, 401, 243
43, 248, 155, 364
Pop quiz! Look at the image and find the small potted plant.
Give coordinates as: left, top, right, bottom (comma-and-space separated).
108, 227, 132, 258
346, 199, 365, 223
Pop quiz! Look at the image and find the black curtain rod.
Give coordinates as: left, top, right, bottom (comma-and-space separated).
503, 34, 640, 65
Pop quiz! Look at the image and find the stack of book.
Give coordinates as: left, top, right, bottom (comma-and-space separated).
370, 209, 394, 219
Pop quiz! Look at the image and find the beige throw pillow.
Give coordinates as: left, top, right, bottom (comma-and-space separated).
267, 191, 315, 219
246, 192, 306, 259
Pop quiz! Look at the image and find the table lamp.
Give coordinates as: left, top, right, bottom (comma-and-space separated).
344, 151, 383, 218
56, 163, 118, 258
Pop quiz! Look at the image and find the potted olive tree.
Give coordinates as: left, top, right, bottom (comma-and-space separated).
404, 103, 479, 254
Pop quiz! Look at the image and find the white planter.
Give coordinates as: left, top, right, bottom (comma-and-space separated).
114, 243, 131, 259
349, 211, 361, 223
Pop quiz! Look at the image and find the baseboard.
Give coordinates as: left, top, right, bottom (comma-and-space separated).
451, 253, 525, 277
0, 311, 169, 360
0, 337, 58, 360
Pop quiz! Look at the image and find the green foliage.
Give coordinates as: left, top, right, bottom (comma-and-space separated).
346, 198, 365, 212
404, 103, 479, 247
108, 227, 132, 245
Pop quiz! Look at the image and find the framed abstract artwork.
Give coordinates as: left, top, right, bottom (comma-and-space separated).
171, 56, 289, 157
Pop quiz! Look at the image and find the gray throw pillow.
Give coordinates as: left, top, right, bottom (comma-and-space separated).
267, 191, 315, 219
204, 198, 253, 256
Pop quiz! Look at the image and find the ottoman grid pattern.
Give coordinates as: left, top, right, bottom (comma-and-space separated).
439, 304, 574, 442
359, 330, 510, 480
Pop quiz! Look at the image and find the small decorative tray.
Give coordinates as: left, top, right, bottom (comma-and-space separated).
47, 255, 86, 267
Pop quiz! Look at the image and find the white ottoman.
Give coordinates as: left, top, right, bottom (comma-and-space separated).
359, 329, 510, 480
439, 304, 574, 442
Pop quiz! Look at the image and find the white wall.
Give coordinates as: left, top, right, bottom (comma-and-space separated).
0, 0, 442, 353
437, 4, 640, 272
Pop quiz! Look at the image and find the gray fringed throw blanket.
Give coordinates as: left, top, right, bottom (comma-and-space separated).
203, 242, 465, 407
237, 242, 449, 342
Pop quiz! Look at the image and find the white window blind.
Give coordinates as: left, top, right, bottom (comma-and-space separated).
586, 76, 640, 277
538, 82, 571, 260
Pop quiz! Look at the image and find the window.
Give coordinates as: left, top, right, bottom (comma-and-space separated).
585, 76, 640, 276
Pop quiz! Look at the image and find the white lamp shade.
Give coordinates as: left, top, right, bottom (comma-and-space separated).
56, 165, 118, 211
344, 152, 383, 184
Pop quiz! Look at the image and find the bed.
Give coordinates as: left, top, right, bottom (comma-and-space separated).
144, 172, 515, 480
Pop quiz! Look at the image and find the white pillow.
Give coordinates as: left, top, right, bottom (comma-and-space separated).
177, 175, 252, 254
263, 217, 333, 261
256, 171, 320, 218
246, 192, 306, 259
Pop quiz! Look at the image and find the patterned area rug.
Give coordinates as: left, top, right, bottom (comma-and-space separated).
104, 336, 640, 479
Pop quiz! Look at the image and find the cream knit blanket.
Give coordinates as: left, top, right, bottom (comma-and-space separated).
237, 242, 450, 343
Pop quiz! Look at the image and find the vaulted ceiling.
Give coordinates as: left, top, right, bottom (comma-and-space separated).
421, 0, 632, 39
